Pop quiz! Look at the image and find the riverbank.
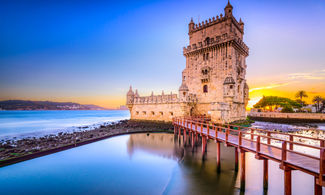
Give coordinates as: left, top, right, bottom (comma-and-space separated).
0, 120, 173, 167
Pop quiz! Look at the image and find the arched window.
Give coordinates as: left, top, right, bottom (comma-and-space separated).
205, 37, 210, 45
203, 85, 208, 93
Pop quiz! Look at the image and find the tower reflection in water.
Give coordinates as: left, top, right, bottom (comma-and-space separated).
127, 132, 240, 195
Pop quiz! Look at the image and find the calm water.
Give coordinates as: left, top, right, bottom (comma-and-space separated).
0, 133, 321, 195
0, 110, 130, 139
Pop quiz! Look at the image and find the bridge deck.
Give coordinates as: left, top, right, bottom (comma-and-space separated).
175, 120, 324, 179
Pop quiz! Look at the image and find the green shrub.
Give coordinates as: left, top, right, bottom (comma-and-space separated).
281, 106, 294, 113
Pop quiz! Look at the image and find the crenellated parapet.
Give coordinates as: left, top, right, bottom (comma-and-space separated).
133, 92, 179, 104
127, 87, 199, 106
183, 34, 249, 56
189, 14, 226, 34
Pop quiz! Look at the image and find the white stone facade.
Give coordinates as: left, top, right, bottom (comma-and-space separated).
127, 1, 249, 123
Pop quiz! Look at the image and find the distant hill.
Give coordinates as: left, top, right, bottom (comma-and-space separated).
0, 100, 107, 110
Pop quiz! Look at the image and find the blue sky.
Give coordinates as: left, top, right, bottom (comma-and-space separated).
0, 0, 324, 108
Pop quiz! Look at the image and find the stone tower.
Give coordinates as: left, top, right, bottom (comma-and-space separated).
126, 1, 249, 123
182, 1, 249, 122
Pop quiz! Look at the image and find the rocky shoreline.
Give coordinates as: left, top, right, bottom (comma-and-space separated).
0, 120, 174, 167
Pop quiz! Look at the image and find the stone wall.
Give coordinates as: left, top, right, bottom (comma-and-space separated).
248, 112, 325, 123
129, 103, 187, 122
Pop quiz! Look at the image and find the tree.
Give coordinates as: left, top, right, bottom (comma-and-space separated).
295, 99, 306, 107
295, 91, 308, 106
295, 90, 308, 100
312, 96, 324, 113
321, 99, 325, 113
281, 105, 294, 113
253, 96, 302, 111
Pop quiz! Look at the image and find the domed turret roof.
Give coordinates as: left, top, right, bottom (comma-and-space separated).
179, 83, 189, 91
223, 77, 235, 85
127, 86, 134, 95
225, 0, 233, 9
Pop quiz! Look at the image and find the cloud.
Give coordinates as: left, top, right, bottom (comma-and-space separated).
249, 82, 292, 92
288, 70, 325, 80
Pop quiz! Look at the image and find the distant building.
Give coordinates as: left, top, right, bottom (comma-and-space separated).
119, 105, 128, 110
127, 1, 249, 123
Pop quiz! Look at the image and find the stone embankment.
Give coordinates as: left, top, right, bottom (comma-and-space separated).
248, 112, 325, 123
0, 120, 173, 167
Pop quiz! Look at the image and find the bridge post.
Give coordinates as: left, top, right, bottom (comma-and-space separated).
263, 159, 268, 192
216, 141, 221, 173
207, 124, 210, 136
256, 135, 260, 153
289, 135, 293, 150
240, 150, 246, 192
281, 141, 287, 167
281, 141, 292, 195
267, 132, 271, 144
319, 148, 325, 187
225, 128, 229, 143
215, 126, 218, 138
251, 129, 254, 140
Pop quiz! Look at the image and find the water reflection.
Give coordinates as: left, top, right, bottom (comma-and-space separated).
127, 132, 323, 195
128, 133, 239, 194
0, 132, 322, 195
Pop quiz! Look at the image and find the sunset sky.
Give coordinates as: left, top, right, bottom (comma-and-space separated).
0, 0, 324, 109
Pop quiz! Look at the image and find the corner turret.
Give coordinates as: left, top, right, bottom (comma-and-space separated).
126, 85, 134, 105
189, 18, 195, 33
179, 82, 189, 101
239, 18, 244, 33
224, 0, 233, 18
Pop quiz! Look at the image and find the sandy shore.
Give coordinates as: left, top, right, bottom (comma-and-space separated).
0, 120, 173, 167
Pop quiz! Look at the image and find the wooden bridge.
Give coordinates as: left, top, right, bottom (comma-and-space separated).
172, 117, 325, 195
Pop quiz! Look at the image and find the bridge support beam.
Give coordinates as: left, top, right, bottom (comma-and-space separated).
314, 177, 322, 195
202, 136, 207, 154
284, 166, 292, 195
240, 150, 246, 192
191, 132, 195, 147
235, 148, 238, 172
263, 159, 268, 192
216, 141, 221, 173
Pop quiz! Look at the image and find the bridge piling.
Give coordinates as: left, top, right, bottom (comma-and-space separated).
235, 148, 238, 172
263, 159, 268, 192
314, 177, 322, 195
216, 141, 221, 173
284, 167, 292, 195
240, 150, 246, 192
